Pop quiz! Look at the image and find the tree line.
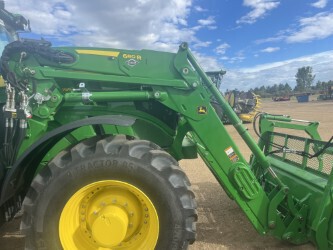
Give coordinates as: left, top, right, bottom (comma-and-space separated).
244, 66, 333, 98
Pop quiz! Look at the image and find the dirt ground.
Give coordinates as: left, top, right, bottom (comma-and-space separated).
0, 97, 332, 249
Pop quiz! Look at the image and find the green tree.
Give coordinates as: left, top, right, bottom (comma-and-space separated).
284, 83, 292, 94
315, 80, 323, 91
294, 66, 315, 92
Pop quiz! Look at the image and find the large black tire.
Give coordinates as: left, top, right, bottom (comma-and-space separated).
21, 135, 197, 250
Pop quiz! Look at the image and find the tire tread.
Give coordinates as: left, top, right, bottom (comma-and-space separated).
21, 135, 197, 249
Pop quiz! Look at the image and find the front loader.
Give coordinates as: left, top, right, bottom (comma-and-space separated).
0, 38, 332, 249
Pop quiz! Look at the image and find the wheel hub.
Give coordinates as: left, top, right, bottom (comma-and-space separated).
59, 180, 159, 249
90, 206, 129, 247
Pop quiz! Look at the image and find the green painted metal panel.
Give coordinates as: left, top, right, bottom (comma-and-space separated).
0, 39, 332, 249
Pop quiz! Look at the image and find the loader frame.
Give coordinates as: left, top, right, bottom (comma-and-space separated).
0, 40, 332, 249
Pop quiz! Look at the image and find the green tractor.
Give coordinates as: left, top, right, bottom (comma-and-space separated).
0, 17, 332, 250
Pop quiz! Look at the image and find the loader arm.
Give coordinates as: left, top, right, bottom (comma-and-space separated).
0, 39, 332, 249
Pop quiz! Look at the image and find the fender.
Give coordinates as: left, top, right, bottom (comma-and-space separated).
0, 115, 136, 205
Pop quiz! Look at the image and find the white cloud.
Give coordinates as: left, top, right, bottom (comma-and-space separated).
225, 56, 246, 64
260, 47, 280, 53
191, 16, 217, 31
193, 41, 212, 48
193, 51, 223, 71
215, 43, 230, 55
6, 0, 200, 52
6, 0, 225, 63
207, 25, 217, 30
215, 45, 246, 65
256, 12, 333, 44
237, 0, 280, 24
198, 16, 215, 26
286, 12, 333, 43
222, 50, 333, 91
5, 0, 226, 73
255, 35, 284, 44
194, 6, 207, 12
311, 0, 328, 8
228, 50, 246, 64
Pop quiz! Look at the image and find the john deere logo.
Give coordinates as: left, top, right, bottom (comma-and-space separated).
197, 106, 207, 114
126, 59, 139, 67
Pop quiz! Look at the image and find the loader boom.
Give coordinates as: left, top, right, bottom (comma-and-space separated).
0, 39, 332, 249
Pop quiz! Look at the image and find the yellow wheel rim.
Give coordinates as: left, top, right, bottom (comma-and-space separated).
59, 180, 159, 249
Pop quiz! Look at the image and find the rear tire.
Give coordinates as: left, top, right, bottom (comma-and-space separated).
21, 135, 197, 249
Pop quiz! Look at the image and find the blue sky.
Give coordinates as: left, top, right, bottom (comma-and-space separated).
6, 0, 333, 91
189, 0, 333, 67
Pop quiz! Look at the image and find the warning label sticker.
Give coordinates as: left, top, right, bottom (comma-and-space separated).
224, 146, 239, 163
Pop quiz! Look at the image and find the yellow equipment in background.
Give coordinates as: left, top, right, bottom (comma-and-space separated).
206, 70, 261, 123
225, 90, 261, 123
